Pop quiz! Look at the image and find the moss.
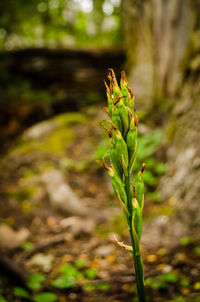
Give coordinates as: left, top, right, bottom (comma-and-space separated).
40, 127, 74, 154
8, 186, 37, 203
54, 112, 89, 126
95, 213, 127, 238
166, 119, 177, 141
144, 205, 175, 222
9, 112, 90, 157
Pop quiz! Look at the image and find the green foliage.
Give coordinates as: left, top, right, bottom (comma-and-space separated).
52, 263, 79, 289
84, 283, 110, 292
75, 259, 86, 269
96, 283, 110, 291
21, 241, 34, 251
85, 268, 97, 280
180, 278, 190, 287
60, 263, 79, 277
27, 273, 46, 290
95, 129, 166, 201
146, 273, 179, 290
33, 292, 57, 302
0, 0, 121, 50
193, 246, 200, 256
52, 262, 100, 290
159, 272, 179, 284
173, 296, 186, 302
180, 236, 191, 246
52, 276, 76, 289
0, 68, 52, 107
13, 287, 30, 298
0, 295, 7, 302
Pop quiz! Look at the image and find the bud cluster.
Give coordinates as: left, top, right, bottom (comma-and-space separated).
97, 69, 146, 244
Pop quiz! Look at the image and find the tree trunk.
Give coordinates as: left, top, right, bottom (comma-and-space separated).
121, 0, 200, 247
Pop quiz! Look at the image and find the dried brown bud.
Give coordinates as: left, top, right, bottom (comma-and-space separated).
114, 95, 123, 106
121, 70, 127, 83
127, 106, 133, 119
104, 80, 110, 95
103, 107, 110, 117
128, 86, 134, 99
106, 119, 118, 130
133, 184, 136, 199
96, 158, 109, 171
108, 68, 117, 83
135, 111, 139, 127
100, 122, 112, 138
141, 163, 146, 174
107, 73, 112, 82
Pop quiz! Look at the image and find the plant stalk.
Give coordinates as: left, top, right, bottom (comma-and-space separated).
129, 220, 147, 302
125, 172, 147, 302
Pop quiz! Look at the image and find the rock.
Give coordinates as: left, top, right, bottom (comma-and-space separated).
0, 224, 30, 250
95, 245, 114, 257
142, 217, 189, 249
29, 253, 53, 272
22, 120, 58, 140
41, 169, 89, 216
60, 216, 95, 236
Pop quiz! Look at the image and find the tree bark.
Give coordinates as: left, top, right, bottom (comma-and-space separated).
121, 0, 200, 246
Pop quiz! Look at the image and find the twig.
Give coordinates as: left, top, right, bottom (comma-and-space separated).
83, 269, 160, 286
17, 233, 69, 263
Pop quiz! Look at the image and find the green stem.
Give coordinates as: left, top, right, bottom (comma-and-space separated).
124, 174, 132, 213
125, 172, 146, 302
129, 219, 147, 302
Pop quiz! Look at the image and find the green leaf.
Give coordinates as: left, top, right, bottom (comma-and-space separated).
84, 284, 96, 292
96, 283, 110, 291
21, 241, 33, 251
13, 287, 30, 298
174, 296, 186, 302
147, 191, 160, 202
194, 282, 200, 290
85, 268, 97, 280
0, 295, 7, 302
155, 163, 166, 174
142, 170, 157, 186
159, 272, 179, 283
144, 277, 153, 286
60, 264, 78, 277
180, 278, 190, 287
193, 246, 200, 256
27, 273, 45, 290
75, 259, 85, 269
180, 237, 191, 246
52, 276, 76, 289
33, 292, 57, 302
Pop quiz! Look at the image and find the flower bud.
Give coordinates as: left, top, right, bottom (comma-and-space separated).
108, 68, 121, 97
111, 128, 129, 177
132, 197, 143, 240
126, 108, 138, 171
133, 164, 146, 210
114, 97, 129, 138
125, 87, 135, 112
97, 159, 128, 207
111, 172, 128, 207
104, 80, 114, 116
120, 71, 129, 100
111, 104, 122, 133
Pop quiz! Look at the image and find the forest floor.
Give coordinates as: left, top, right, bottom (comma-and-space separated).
0, 107, 200, 302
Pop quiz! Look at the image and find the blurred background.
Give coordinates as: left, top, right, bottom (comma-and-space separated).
0, 1, 199, 301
